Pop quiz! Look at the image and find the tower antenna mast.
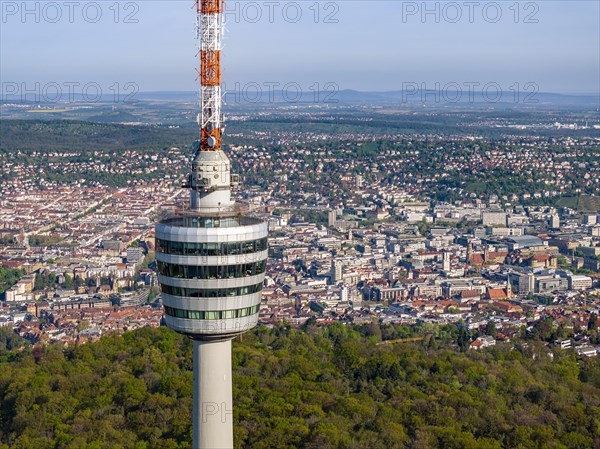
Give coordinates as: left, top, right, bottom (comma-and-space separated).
186, 0, 236, 211
197, 0, 222, 151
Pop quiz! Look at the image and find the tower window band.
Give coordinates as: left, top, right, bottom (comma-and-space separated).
156, 237, 267, 256
157, 260, 266, 279
160, 282, 263, 298
164, 304, 260, 320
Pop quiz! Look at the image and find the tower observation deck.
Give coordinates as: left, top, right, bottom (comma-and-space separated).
156, 210, 267, 340
154, 0, 267, 447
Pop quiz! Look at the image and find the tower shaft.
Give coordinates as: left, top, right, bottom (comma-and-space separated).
193, 339, 233, 449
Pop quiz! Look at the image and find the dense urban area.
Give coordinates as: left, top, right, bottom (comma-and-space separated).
1, 106, 600, 448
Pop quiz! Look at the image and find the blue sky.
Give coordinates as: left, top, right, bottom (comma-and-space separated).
1, 1, 599, 94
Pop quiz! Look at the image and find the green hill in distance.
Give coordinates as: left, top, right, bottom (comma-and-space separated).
87, 111, 143, 123
1, 324, 599, 449
555, 195, 600, 212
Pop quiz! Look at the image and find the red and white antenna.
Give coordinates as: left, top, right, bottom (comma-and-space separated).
187, 0, 234, 211
196, 0, 223, 151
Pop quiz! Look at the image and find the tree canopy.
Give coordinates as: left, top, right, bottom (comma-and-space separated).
0, 324, 599, 449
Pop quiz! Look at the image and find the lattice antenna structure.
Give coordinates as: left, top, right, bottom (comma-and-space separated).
196, 0, 223, 151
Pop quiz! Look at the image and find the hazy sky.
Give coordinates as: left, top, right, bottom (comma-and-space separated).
1, 0, 599, 94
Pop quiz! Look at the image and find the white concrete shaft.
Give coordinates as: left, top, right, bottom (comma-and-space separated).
193, 339, 234, 449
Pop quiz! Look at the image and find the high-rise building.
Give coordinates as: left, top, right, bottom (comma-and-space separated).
328, 209, 337, 227
442, 251, 451, 272
155, 1, 268, 447
339, 285, 349, 302
331, 259, 343, 284
583, 214, 597, 225
508, 271, 534, 295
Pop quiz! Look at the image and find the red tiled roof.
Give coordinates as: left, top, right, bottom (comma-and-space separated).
487, 251, 508, 259
471, 254, 484, 265
460, 290, 481, 298
488, 288, 508, 300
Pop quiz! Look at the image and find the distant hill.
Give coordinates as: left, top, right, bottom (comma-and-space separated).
87, 111, 143, 123
216, 88, 600, 109
131, 89, 600, 109
135, 91, 197, 101
0, 120, 196, 152
3, 89, 598, 110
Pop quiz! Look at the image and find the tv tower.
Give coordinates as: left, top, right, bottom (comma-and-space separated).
155, 0, 268, 447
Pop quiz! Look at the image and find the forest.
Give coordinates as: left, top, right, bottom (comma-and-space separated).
1, 322, 599, 449
0, 120, 196, 152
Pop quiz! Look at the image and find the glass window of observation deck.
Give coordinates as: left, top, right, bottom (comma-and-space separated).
156, 238, 267, 257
